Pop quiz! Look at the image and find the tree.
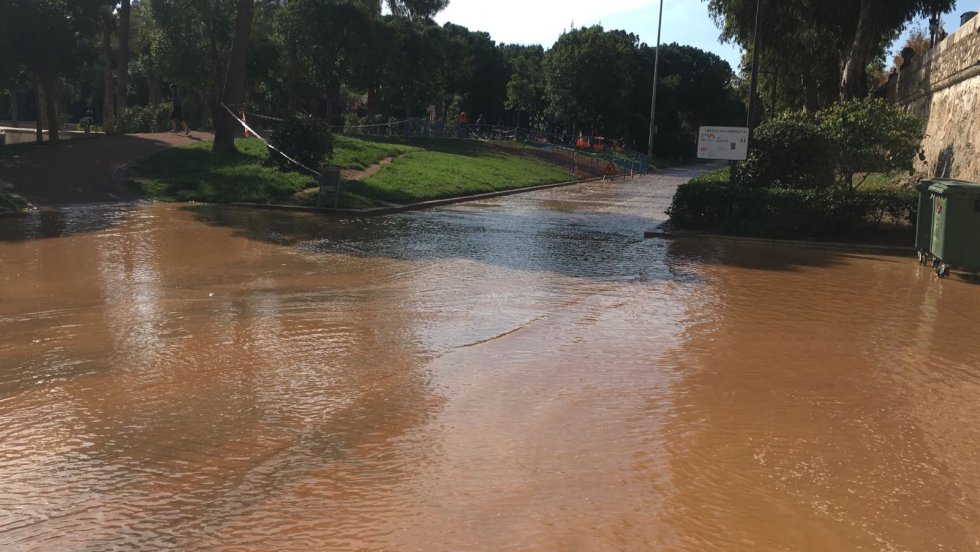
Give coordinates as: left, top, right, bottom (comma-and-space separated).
706, 0, 955, 101
214, 0, 256, 153
0, 0, 107, 142
544, 26, 636, 136
634, 43, 744, 156
147, 0, 238, 127
276, 0, 376, 120
384, 0, 449, 20
819, 97, 923, 189
117, 0, 132, 114
503, 45, 546, 127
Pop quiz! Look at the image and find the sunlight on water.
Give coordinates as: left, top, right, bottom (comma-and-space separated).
1, 171, 978, 550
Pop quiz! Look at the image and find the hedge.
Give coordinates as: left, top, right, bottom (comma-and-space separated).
667, 169, 917, 240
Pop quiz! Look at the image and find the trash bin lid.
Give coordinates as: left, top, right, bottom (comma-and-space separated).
927, 179, 980, 196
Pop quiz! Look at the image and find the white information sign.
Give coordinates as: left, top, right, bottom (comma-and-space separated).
697, 126, 749, 161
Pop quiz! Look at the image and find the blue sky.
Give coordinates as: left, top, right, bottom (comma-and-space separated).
436, 0, 977, 74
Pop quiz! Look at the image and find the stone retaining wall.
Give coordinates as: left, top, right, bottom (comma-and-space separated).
886, 13, 980, 182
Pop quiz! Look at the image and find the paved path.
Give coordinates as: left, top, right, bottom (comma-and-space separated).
0, 132, 213, 206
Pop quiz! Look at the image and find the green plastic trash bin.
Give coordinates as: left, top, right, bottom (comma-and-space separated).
915, 180, 937, 261
927, 179, 980, 277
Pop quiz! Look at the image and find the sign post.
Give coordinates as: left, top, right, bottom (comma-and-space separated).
697, 126, 749, 189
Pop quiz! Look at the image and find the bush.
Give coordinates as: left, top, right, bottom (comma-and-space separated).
343, 112, 361, 134
818, 97, 923, 189
114, 103, 172, 134
738, 98, 923, 191
268, 113, 333, 171
738, 113, 835, 190
667, 169, 917, 239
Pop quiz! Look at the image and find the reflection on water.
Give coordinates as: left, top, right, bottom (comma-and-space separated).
1, 172, 979, 550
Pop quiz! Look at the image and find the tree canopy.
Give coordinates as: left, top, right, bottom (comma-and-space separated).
0, 0, 744, 157
707, 0, 956, 103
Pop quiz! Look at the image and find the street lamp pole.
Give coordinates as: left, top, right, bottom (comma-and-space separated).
647, 0, 664, 162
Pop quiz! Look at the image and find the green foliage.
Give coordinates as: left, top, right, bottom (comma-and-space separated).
818, 97, 923, 189
331, 135, 421, 169
738, 113, 835, 189
269, 114, 334, 171
544, 26, 637, 134
640, 43, 745, 157
739, 99, 922, 190
132, 136, 574, 208
345, 140, 572, 204
504, 45, 545, 117
132, 138, 313, 203
0, 191, 29, 212
668, 169, 918, 239
114, 103, 172, 134
707, 0, 956, 101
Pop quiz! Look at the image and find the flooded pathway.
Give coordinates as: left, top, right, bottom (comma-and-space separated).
1, 168, 978, 550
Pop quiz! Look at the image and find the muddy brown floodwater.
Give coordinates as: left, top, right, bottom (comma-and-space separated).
1, 168, 979, 551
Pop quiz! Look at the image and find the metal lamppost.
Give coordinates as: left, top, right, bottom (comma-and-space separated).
647, 0, 664, 162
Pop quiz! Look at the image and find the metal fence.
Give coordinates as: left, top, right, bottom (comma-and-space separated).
242, 112, 650, 176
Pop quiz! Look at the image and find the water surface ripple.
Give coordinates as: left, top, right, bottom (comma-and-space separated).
1, 169, 978, 550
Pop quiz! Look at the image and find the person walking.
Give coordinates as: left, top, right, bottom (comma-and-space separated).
169, 83, 190, 135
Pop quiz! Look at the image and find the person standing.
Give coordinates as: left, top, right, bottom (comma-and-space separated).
169, 83, 190, 135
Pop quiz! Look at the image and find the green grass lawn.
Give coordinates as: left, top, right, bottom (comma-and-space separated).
853, 172, 903, 190
0, 191, 28, 212
132, 138, 314, 203
331, 135, 421, 170
345, 141, 572, 204
132, 136, 577, 208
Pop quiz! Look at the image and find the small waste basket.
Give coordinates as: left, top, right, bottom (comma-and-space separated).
915, 179, 936, 263
927, 179, 980, 277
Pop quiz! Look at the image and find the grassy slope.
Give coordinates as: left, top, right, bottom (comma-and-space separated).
133, 136, 576, 207
133, 139, 313, 203
331, 135, 421, 169
0, 192, 28, 212
345, 140, 573, 204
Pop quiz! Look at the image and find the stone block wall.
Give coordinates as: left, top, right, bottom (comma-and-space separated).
888, 14, 980, 182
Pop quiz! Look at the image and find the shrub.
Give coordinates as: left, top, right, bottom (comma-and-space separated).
114, 103, 172, 134
667, 169, 917, 239
738, 113, 835, 190
343, 112, 361, 134
818, 97, 924, 189
268, 113, 333, 171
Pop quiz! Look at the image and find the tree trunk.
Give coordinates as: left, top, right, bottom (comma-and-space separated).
802, 70, 819, 112
34, 80, 44, 144
840, 0, 875, 101
117, 0, 131, 114
39, 74, 59, 144
214, 0, 255, 153
367, 85, 380, 116
10, 91, 19, 127
147, 49, 160, 105
101, 13, 116, 131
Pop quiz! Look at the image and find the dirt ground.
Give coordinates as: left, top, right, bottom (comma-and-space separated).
0, 132, 212, 206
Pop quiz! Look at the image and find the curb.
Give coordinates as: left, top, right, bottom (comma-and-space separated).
231, 176, 616, 216
643, 227, 914, 256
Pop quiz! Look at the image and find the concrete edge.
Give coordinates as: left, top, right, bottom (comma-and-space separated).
231, 175, 617, 216
643, 226, 914, 256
